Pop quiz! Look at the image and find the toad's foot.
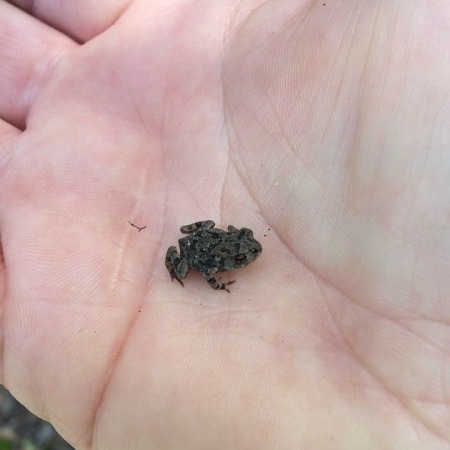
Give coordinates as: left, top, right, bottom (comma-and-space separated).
203, 273, 236, 293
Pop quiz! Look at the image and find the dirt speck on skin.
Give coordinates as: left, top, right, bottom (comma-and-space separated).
0, 385, 74, 450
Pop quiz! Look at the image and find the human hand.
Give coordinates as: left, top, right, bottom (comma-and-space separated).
0, 1, 449, 448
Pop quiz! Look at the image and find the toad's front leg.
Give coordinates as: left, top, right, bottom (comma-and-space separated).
180, 220, 215, 234
203, 268, 235, 293
165, 246, 188, 287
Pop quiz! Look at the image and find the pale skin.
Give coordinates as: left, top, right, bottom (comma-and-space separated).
0, 1, 449, 449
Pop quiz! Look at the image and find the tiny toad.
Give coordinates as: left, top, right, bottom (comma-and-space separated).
165, 220, 262, 292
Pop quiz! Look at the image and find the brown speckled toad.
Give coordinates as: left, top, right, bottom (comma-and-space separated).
165, 220, 262, 292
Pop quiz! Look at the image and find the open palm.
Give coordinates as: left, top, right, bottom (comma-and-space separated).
0, 1, 449, 449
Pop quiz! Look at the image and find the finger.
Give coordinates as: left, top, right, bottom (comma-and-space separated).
10, 0, 129, 42
0, 121, 21, 193
0, 1, 76, 128
0, 120, 14, 381
0, 119, 21, 167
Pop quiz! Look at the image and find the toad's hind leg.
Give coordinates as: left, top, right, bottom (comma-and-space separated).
203, 270, 235, 293
165, 246, 188, 287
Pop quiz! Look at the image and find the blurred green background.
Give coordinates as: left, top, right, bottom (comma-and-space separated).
0, 385, 73, 450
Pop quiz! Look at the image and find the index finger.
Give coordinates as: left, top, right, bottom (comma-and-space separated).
0, 1, 76, 129
9, 0, 130, 42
